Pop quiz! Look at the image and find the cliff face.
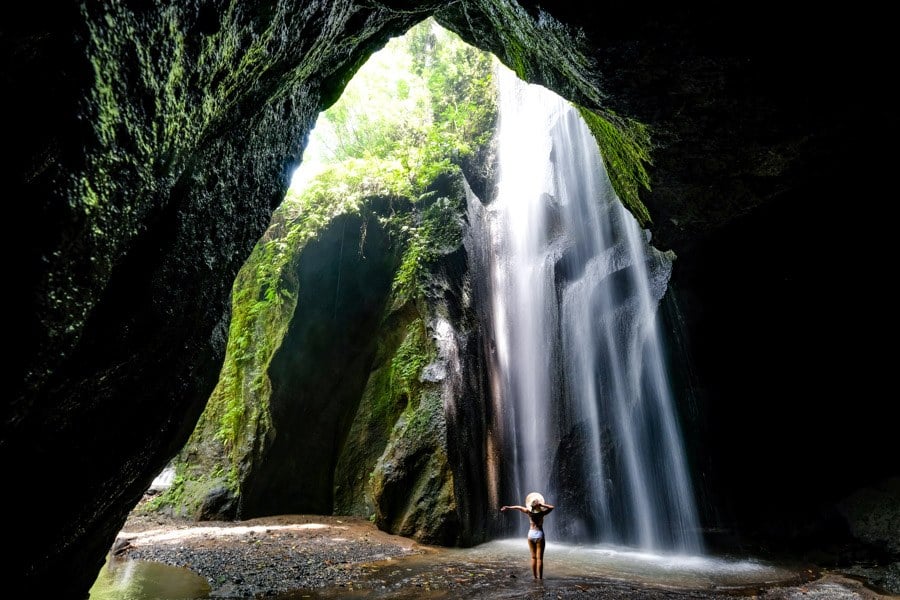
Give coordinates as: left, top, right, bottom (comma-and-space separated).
4, 1, 897, 598
167, 174, 487, 547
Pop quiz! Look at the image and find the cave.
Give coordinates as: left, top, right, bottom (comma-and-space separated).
4, 2, 897, 598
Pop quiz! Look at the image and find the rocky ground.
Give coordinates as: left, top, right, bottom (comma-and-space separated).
116, 512, 420, 597
113, 512, 899, 599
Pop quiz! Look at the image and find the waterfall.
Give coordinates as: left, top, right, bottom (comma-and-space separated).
470, 64, 703, 553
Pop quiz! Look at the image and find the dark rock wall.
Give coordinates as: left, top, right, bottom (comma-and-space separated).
426, 203, 495, 547
240, 211, 400, 517
669, 183, 898, 559
332, 301, 424, 520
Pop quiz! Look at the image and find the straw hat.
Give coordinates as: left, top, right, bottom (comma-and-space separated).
525, 492, 544, 511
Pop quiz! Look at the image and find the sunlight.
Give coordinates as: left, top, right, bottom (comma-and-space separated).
288, 18, 439, 194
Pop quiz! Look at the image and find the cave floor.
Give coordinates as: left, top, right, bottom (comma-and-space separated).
110, 513, 897, 599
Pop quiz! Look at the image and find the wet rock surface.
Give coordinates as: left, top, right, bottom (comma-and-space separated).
116, 513, 897, 599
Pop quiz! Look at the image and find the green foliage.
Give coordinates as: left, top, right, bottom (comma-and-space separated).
139, 473, 185, 514
389, 196, 463, 306
300, 159, 414, 209
139, 464, 227, 517
576, 105, 653, 226
406, 21, 497, 171
308, 18, 496, 198
390, 319, 436, 396
297, 17, 493, 304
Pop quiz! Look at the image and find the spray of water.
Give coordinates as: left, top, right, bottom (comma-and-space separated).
470, 64, 703, 553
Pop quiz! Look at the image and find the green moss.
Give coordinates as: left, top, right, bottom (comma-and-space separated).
333, 305, 439, 515
137, 464, 227, 517
399, 388, 443, 442
201, 187, 365, 491
138, 473, 184, 514
576, 105, 653, 226
370, 385, 458, 542
391, 318, 437, 397
504, 36, 528, 80
390, 190, 464, 307
81, 0, 331, 217
436, 1, 600, 106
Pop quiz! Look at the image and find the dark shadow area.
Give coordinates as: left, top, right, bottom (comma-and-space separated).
239, 207, 401, 516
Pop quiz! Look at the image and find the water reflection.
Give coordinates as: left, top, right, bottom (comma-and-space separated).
89, 556, 210, 600
465, 540, 805, 589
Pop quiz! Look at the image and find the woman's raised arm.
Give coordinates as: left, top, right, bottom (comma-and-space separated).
500, 505, 530, 514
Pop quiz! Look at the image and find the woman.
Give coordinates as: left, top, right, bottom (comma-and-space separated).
500, 492, 555, 579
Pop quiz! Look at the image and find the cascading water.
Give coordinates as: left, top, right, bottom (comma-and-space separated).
470, 64, 703, 553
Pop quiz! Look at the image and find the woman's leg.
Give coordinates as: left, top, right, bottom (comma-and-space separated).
527, 538, 538, 578
536, 538, 546, 579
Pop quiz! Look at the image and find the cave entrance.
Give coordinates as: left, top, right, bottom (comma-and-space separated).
137, 18, 497, 536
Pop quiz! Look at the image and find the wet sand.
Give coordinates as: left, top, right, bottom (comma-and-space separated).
114, 513, 897, 599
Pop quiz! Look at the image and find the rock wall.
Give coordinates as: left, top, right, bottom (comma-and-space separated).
165, 171, 488, 546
